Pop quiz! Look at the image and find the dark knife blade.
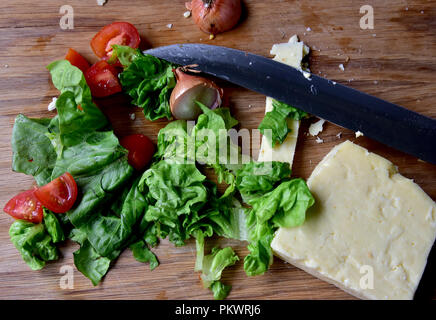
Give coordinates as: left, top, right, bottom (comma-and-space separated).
145, 44, 436, 164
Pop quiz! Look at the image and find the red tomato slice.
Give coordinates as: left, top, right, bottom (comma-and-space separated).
34, 173, 78, 214
91, 22, 140, 59
120, 134, 155, 171
65, 48, 90, 73
85, 60, 122, 98
4, 189, 44, 223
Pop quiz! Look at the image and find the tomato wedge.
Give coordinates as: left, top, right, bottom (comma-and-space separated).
85, 60, 122, 97
34, 173, 78, 214
91, 22, 140, 59
120, 134, 155, 171
65, 48, 90, 73
4, 189, 44, 223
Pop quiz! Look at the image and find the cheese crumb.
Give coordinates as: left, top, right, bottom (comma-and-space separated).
166, 23, 173, 29
129, 113, 136, 121
336, 132, 342, 139
315, 136, 324, 144
309, 119, 326, 136
183, 11, 191, 18
97, 0, 107, 6
306, 27, 312, 32
48, 97, 57, 111
355, 131, 364, 138
339, 64, 345, 71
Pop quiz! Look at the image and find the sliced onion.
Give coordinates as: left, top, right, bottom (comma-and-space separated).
170, 67, 223, 120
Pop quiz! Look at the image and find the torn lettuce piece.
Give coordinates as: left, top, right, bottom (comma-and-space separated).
9, 220, 59, 270
43, 209, 65, 243
243, 179, 315, 276
200, 246, 239, 300
130, 240, 159, 271
11, 115, 57, 186
73, 240, 111, 286
139, 160, 208, 246
110, 45, 142, 68
258, 99, 308, 147
118, 51, 176, 121
236, 161, 291, 204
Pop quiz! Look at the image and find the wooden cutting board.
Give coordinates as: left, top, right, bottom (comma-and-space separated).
0, 0, 435, 300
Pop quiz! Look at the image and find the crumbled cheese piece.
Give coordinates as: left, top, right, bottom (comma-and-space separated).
308, 119, 326, 136
97, 0, 107, 6
355, 131, 364, 138
47, 97, 57, 111
336, 132, 342, 139
209, 34, 215, 40
315, 136, 324, 144
302, 71, 311, 79
339, 64, 345, 71
166, 24, 173, 29
129, 113, 136, 121
183, 11, 191, 18
4, 64, 9, 68
306, 27, 312, 32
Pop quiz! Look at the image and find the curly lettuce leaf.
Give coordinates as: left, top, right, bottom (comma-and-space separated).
9, 220, 59, 270
243, 179, 315, 276
200, 246, 239, 300
110, 45, 142, 68
139, 160, 208, 246
119, 52, 176, 121
236, 161, 291, 204
258, 99, 308, 147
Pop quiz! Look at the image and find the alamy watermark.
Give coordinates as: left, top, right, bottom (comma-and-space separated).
360, 5, 374, 30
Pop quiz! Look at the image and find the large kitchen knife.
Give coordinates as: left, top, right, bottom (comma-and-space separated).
145, 44, 436, 164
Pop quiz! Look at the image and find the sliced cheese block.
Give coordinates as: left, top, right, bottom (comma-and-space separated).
257, 35, 309, 167
271, 140, 436, 300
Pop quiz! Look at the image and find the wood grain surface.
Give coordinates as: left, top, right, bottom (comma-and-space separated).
0, 0, 435, 300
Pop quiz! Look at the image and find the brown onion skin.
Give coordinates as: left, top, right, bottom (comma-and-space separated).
170, 68, 223, 120
186, 0, 242, 35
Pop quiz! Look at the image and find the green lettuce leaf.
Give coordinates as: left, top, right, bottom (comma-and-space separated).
200, 246, 239, 300
73, 240, 111, 286
9, 220, 59, 270
110, 45, 142, 68
243, 179, 315, 276
258, 99, 308, 147
43, 210, 65, 243
236, 161, 291, 204
139, 160, 208, 246
130, 240, 159, 271
119, 52, 176, 121
11, 115, 57, 186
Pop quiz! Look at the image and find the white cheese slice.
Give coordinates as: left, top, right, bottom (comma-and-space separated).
271, 140, 436, 300
257, 35, 309, 166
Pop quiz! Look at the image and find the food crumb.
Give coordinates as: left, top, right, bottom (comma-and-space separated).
336, 132, 342, 139
421, 10, 424, 14
306, 27, 312, 32
315, 136, 324, 144
209, 34, 215, 40
405, 7, 408, 11
339, 64, 345, 71
248, 104, 252, 108
374, 80, 378, 85
97, 0, 107, 5
309, 119, 325, 136
355, 131, 364, 138
4, 64, 9, 68
48, 97, 57, 111
129, 113, 136, 121
166, 23, 173, 29
345, 56, 350, 62
183, 11, 191, 18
